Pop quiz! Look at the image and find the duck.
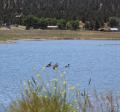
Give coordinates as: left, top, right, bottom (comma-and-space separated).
53, 63, 58, 70
46, 62, 52, 67
65, 64, 70, 68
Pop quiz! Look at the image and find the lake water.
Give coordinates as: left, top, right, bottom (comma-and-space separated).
0, 40, 120, 105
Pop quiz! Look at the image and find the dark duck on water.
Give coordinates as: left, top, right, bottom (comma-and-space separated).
65, 64, 70, 68
53, 63, 58, 70
46, 62, 52, 67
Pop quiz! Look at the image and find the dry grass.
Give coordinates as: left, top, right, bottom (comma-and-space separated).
7, 67, 76, 112
0, 27, 120, 42
6, 66, 120, 112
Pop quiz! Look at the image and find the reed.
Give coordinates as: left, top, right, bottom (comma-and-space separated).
7, 66, 120, 112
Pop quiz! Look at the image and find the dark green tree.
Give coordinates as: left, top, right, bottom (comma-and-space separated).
109, 18, 119, 27
57, 19, 66, 29
66, 20, 79, 30
0, 0, 120, 26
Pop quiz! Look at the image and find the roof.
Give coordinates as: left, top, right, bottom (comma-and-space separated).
110, 28, 119, 31
47, 26, 58, 28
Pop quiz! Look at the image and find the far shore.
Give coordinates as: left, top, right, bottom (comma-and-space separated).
0, 26, 120, 43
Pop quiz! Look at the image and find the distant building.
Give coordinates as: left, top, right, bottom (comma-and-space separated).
109, 17, 120, 31
99, 22, 120, 32
99, 27, 119, 32
47, 26, 58, 29
110, 28, 119, 32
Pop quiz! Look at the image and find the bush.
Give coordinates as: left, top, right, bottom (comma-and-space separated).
67, 20, 79, 30
94, 19, 101, 30
57, 19, 66, 29
23, 16, 80, 30
109, 18, 119, 28
39, 18, 48, 29
24, 15, 40, 30
85, 19, 104, 30
7, 67, 76, 112
7, 65, 120, 112
85, 20, 95, 30
24, 16, 48, 29
46, 18, 57, 26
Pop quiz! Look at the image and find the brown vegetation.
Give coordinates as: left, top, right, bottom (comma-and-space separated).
0, 27, 120, 43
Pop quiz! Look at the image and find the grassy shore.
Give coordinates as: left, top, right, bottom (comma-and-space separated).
0, 27, 120, 43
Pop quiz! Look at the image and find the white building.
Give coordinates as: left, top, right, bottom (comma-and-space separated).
47, 26, 58, 29
110, 28, 119, 32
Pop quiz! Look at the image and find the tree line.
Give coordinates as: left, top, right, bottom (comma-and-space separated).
0, 0, 120, 29
24, 16, 79, 30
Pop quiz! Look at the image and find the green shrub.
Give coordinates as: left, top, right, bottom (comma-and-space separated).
57, 19, 66, 29
109, 18, 119, 28
24, 15, 40, 30
7, 67, 76, 112
66, 20, 79, 30
66, 21, 72, 30
7, 66, 120, 112
23, 16, 80, 30
94, 19, 101, 30
23, 16, 31, 30
39, 18, 48, 29
46, 18, 57, 26
85, 21, 95, 30
23, 16, 48, 29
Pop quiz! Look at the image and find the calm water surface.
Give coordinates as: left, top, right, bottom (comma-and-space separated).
0, 40, 120, 105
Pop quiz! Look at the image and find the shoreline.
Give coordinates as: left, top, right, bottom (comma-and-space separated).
0, 37, 120, 44
1, 29, 120, 44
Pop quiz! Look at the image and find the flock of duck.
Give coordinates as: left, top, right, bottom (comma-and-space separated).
46, 62, 91, 85
46, 62, 70, 70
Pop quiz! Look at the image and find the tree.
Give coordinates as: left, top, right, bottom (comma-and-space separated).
109, 18, 119, 27
85, 21, 95, 30
39, 18, 48, 29
24, 15, 40, 29
66, 20, 79, 30
24, 16, 48, 29
94, 18, 104, 30
57, 19, 66, 29
46, 18, 57, 26
1, 0, 120, 26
